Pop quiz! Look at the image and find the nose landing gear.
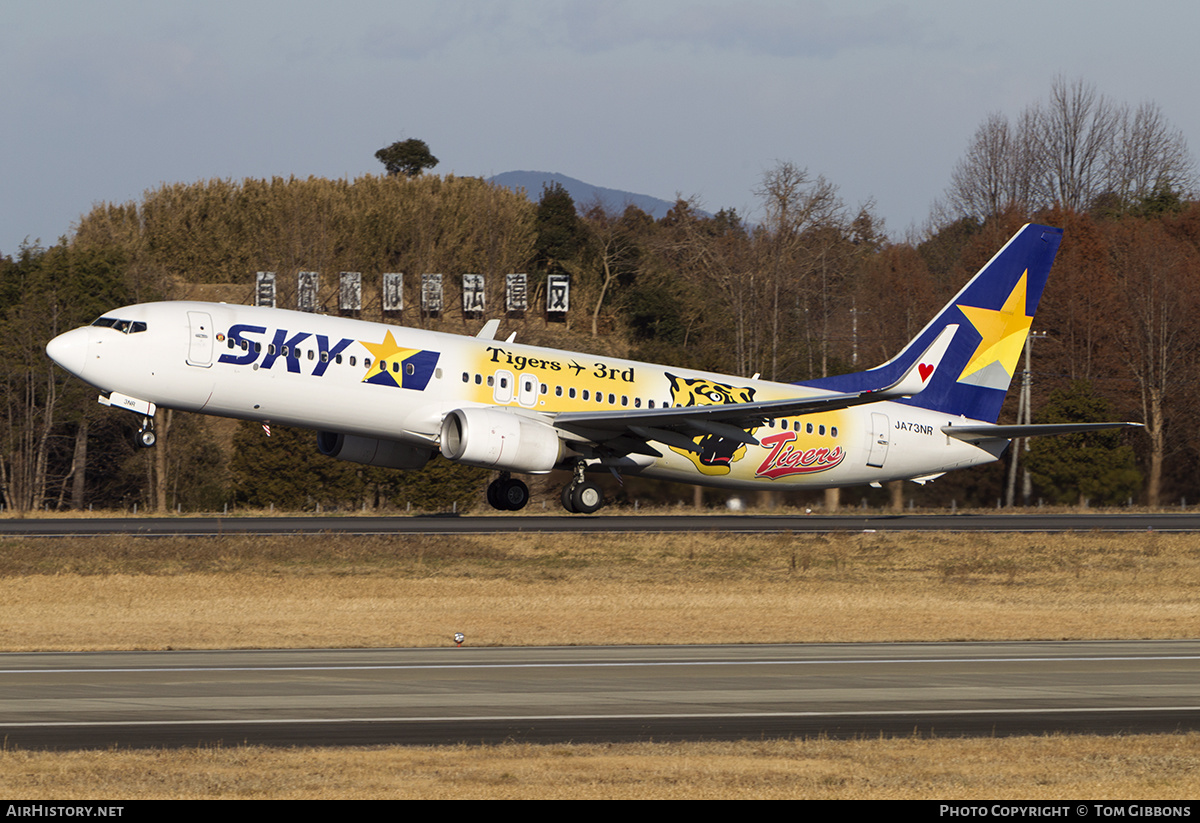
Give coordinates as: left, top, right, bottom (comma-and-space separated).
136, 417, 156, 448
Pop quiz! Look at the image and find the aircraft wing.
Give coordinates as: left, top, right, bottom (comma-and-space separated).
552, 325, 958, 456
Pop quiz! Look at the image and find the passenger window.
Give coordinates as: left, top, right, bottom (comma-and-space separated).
405, 363, 415, 375
462, 372, 469, 383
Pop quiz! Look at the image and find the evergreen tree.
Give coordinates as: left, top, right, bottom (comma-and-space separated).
1025, 381, 1142, 505
374, 139, 439, 178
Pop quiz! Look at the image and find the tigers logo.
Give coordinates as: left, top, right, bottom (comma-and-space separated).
665, 373, 757, 476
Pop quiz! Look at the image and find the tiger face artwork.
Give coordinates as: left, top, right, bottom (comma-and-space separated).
665, 373, 757, 475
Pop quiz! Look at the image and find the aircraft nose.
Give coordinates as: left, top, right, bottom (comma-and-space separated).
46, 327, 91, 378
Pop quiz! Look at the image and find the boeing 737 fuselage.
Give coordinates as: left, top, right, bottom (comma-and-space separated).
45, 224, 1137, 513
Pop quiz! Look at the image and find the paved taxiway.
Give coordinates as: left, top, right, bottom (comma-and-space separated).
4, 512, 1200, 537
3, 641, 1198, 749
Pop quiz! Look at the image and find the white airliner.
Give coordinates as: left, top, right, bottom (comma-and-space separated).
46, 223, 1136, 513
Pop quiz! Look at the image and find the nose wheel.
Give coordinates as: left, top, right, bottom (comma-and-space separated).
136, 418, 156, 448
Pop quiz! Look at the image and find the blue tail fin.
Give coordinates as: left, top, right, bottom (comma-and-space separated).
801, 223, 1063, 423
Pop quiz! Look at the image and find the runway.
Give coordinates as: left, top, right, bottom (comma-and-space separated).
3, 641, 1198, 750
4, 511, 1200, 537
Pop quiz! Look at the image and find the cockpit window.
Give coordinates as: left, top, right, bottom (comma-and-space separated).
90, 316, 147, 334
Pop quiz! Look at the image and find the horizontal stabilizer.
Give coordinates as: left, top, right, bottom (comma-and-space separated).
942, 421, 1143, 443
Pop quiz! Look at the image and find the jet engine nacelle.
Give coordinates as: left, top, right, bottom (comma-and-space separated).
317, 431, 432, 470
439, 407, 564, 473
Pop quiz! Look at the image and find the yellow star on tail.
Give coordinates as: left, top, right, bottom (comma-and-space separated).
957, 270, 1032, 383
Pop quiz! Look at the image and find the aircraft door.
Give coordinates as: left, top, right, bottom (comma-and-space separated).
866, 412, 890, 468
493, 369, 514, 403
186, 311, 214, 368
518, 374, 539, 407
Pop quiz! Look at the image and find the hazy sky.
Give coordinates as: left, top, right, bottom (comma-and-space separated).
4, 1, 1199, 255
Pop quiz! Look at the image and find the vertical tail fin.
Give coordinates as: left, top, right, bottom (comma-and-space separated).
802, 223, 1063, 422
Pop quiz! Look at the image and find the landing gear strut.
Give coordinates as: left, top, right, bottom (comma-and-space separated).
136, 416, 156, 449
486, 472, 529, 511
560, 460, 604, 514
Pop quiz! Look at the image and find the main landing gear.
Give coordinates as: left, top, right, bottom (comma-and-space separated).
486, 472, 530, 511
560, 460, 604, 514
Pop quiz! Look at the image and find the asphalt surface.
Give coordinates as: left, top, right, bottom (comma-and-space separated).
3, 641, 1199, 749
4, 512, 1200, 537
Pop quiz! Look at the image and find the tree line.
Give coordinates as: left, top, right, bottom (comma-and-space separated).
2, 78, 1196, 512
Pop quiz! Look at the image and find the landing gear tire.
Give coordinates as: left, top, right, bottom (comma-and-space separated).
570, 481, 604, 514
487, 475, 529, 511
560, 483, 577, 513
499, 478, 529, 511
137, 426, 156, 448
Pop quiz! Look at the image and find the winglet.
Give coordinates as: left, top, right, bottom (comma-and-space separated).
476, 319, 501, 340
875, 324, 959, 399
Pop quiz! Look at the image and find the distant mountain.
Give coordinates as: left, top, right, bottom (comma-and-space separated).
488, 171, 704, 220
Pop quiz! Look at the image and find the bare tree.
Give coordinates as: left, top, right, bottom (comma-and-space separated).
754, 162, 849, 380
943, 78, 1195, 221
1107, 101, 1197, 204
946, 110, 1040, 221
1104, 220, 1199, 506
1033, 77, 1121, 212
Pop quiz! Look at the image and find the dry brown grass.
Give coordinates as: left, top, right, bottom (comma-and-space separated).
0, 531, 1197, 650
4, 529, 1198, 799
2, 735, 1199, 799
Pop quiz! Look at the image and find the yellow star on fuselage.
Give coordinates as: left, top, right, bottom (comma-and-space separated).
957, 270, 1032, 381
360, 330, 419, 382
